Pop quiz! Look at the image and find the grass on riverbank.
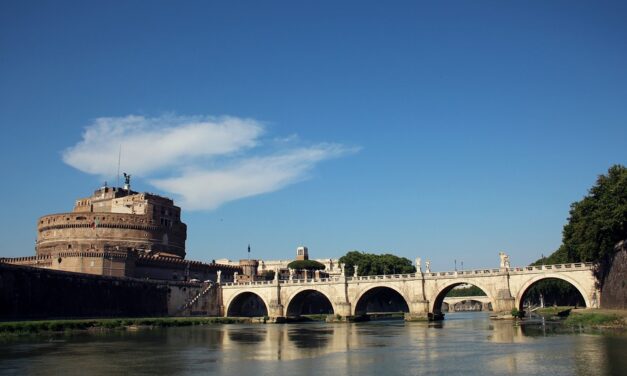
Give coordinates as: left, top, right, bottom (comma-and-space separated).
0, 317, 248, 337
564, 310, 626, 328
534, 306, 577, 318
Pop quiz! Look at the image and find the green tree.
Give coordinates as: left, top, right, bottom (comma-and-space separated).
522, 279, 585, 307
339, 251, 416, 276
286, 260, 326, 271
446, 285, 487, 297
561, 165, 626, 263
535, 164, 626, 283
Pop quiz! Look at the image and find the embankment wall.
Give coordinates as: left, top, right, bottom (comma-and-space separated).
601, 241, 627, 309
0, 263, 217, 320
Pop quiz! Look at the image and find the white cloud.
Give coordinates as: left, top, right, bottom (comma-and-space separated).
151, 144, 356, 210
63, 114, 357, 210
62, 115, 263, 176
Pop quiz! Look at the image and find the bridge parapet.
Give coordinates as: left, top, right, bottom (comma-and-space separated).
510, 262, 593, 273
220, 262, 594, 287
348, 273, 417, 281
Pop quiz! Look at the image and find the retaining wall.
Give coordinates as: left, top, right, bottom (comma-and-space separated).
0, 263, 215, 320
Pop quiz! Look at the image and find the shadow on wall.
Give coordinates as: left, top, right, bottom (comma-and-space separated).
601, 241, 627, 309
0, 263, 169, 320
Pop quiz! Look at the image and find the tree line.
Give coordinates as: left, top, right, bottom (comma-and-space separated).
339, 251, 415, 276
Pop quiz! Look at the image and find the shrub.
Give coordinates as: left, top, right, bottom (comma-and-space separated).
511, 308, 524, 319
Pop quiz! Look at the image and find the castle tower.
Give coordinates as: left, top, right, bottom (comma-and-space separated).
296, 246, 309, 261
239, 259, 259, 278
35, 184, 187, 258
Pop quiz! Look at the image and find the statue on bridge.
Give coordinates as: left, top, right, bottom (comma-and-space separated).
415, 257, 421, 273
425, 260, 431, 273
499, 252, 511, 269
354, 265, 359, 277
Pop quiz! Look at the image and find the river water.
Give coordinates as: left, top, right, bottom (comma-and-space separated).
1, 312, 625, 375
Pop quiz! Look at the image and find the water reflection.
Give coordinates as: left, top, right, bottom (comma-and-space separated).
227, 327, 266, 344
287, 326, 333, 349
1, 312, 625, 376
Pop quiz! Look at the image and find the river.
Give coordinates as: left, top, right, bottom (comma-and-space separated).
1, 312, 625, 375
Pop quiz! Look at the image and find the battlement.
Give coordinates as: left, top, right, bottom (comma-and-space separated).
136, 253, 241, 273
0, 255, 53, 267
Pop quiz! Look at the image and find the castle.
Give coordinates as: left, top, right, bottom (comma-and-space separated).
1, 178, 341, 284
2, 178, 239, 281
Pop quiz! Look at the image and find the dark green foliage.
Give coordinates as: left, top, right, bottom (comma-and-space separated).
511, 308, 524, 319
259, 270, 275, 280
287, 260, 326, 271
339, 251, 416, 276
523, 279, 585, 307
534, 165, 627, 283
446, 285, 487, 297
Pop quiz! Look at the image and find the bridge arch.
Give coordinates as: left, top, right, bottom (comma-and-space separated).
353, 285, 411, 316
225, 290, 270, 317
450, 299, 488, 312
285, 288, 335, 317
515, 274, 591, 310
430, 280, 495, 316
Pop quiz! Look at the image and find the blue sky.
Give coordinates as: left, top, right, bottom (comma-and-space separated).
1, 1, 625, 270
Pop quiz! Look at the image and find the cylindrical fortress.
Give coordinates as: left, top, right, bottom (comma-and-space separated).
35, 185, 187, 258
36, 212, 187, 257
239, 259, 259, 277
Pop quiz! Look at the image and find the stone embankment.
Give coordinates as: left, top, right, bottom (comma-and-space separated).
0, 263, 218, 320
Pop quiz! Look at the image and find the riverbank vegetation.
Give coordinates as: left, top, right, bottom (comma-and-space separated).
0, 317, 249, 337
564, 310, 626, 328
517, 308, 627, 329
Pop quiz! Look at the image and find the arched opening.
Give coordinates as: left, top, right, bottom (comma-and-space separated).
354, 287, 409, 318
450, 299, 488, 312
227, 292, 268, 317
286, 290, 334, 318
519, 277, 586, 312
433, 283, 491, 320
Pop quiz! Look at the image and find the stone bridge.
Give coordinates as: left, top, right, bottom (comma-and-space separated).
442, 296, 492, 312
219, 262, 598, 321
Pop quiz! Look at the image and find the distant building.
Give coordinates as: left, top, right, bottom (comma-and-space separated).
216, 245, 341, 281
2, 180, 239, 281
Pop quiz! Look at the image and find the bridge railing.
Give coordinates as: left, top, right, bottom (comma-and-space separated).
349, 273, 417, 281
510, 262, 593, 273
280, 277, 344, 284
219, 262, 594, 287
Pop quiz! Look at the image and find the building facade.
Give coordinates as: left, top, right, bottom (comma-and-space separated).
36, 184, 186, 258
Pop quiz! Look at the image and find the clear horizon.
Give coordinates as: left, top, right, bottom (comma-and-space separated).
1, 1, 626, 270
